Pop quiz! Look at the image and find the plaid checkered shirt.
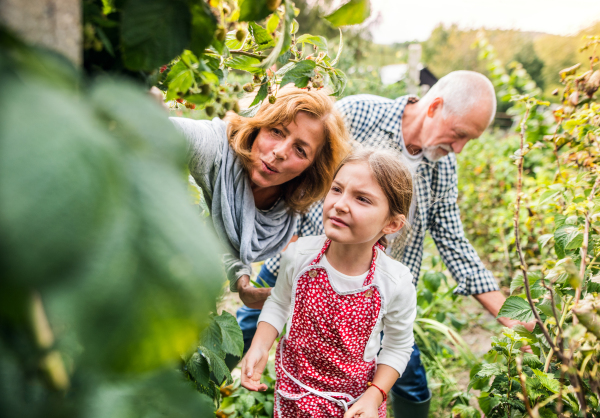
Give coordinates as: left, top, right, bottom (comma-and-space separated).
263, 94, 499, 296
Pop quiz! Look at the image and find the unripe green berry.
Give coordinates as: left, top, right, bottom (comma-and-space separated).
215, 27, 226, 42
205, 105, 215, 116
268, 95, 276, 104
243, 83, 254, 93
236, 29, 247, 42
200, 84, 211, 95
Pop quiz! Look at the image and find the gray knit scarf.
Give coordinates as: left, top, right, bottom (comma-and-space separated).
212, 136, 298, 265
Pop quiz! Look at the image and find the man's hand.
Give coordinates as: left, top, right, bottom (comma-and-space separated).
473, 290, 536, 353
237, 275, 272, 309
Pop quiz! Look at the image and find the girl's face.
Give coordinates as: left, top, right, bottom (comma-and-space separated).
249, 111, 325, 189
323, 162, 404, 245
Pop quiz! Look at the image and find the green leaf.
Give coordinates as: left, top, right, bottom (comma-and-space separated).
266, 12, 280, 33
510, 271, 541, 295
226, 55, 263, 74
225, 30, 245, 50
537, 234, 553, 249
200, 318, 225, 357
522, 353, 543, 369
238, 0, 272, 22
423, 271, 444, 293
166, 68, 194, 100
497, 296, 535, 322
199, 346, 232, 385
554, 224, 584, 252
478, 392, 501, 415
250, 77, 269, 107
258, 0, 294, 69
476, 362, 507, 378
281, 60, 316, 88
187, 351, 210, 386
532, 369, 559, 393
190, 0, 217, 55
324, 0, 370, 28
215, 311, 244, 358
327, 68, 347, 96
296, 34, 328, 53
452, 404, 480, 418
121, 0, 191, 71
249, 22, 274, 46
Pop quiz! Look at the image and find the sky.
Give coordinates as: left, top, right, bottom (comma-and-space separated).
369, 0, 600, 44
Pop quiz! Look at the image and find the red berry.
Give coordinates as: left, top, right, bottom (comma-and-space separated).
176, 98, 184, 103
159, 65, 167, 73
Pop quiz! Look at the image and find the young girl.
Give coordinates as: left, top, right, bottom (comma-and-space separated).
240, 149, 417, 418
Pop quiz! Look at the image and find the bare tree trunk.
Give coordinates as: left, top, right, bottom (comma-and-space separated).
0, 0, 81, 66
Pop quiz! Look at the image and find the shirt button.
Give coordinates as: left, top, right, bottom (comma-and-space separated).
365, 289, 373, 297
309, 270, 318, 278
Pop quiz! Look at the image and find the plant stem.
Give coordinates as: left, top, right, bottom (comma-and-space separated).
573, 175, 600, 318
514, 103, 563, 359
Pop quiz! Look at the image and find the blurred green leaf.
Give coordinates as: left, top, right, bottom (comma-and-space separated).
323, 0, 370, 28
190, 0, 218, 55
238, 0, 272, 22
121, 0, 190, 71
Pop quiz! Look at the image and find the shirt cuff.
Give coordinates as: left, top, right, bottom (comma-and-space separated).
453, 271, 500, 296
228, 265, 253, 292
377, 347, 413, 377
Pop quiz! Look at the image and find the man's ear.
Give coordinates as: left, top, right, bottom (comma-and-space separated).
382, 214, 406, 235
427, 97, 443, 118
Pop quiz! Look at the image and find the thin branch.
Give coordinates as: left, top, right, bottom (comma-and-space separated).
574, 175, 600, 316
514, 103, 564, 359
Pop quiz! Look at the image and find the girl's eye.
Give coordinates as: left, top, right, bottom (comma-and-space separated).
272, 128, 283, 137
358, 196, 371, 204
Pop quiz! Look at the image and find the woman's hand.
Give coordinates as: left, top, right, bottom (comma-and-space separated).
237, 275, 272, 309
343, 386, 382, 418
240, 346, 269, 391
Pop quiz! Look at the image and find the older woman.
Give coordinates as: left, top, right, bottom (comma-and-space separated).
171, 88, 349, 307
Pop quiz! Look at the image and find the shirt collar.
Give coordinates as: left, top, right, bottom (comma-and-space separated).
377, 95, 419, 147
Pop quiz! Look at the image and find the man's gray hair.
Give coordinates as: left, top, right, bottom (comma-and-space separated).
421, 71, 497, 125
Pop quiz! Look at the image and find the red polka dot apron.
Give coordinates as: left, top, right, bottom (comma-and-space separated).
274, 239, 386, 418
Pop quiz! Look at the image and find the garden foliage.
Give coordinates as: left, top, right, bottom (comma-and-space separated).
467, 36, 600, 418
1, 0, 368, 417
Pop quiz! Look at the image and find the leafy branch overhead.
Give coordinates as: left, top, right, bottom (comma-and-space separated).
87, 0, 372, 115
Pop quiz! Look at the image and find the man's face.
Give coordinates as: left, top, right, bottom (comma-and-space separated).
420, 99, 492, 161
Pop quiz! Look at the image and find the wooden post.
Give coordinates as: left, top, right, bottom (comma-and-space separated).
407, 43, 422, 95
0, 0, 81, 66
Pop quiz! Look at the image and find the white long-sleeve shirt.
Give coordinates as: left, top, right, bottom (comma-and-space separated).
258, 235, 417, 377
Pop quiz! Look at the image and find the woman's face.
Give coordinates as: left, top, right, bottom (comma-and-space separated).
249, 111, 325, 189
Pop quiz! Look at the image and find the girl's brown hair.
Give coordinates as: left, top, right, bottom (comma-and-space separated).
227, 88, 350, 213
333, 148, 413, 248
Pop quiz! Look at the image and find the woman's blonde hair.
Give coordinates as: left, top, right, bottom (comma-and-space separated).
333, 148, 413, 248
227, 88, 350, 213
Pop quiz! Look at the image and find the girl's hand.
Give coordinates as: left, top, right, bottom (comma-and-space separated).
240, 346, 269, 391
343, 386, 383, 418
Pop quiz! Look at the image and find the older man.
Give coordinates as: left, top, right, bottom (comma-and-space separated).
235, 71, 526, 417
